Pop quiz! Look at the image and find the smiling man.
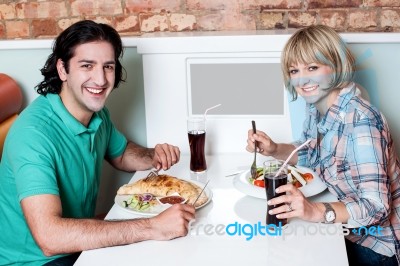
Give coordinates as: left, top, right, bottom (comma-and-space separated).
0, 20, 195, 265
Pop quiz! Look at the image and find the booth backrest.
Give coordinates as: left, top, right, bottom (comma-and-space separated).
0, 73, 23, 159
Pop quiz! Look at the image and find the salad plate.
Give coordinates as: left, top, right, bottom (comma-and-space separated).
115, 180, 213, 216
233, 166, 327, 199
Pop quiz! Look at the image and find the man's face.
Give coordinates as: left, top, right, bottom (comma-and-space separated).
289, 62, 334, 105
57, 41, 116, 124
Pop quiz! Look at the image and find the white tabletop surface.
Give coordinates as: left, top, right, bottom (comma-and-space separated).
74, 154, 348, 266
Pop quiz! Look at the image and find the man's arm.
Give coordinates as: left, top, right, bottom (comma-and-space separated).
108, 141, 180, 172
21, 194, 195, 256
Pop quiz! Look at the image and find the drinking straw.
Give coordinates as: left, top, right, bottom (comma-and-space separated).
203, 104, 222, 120
274, 139, 311, 177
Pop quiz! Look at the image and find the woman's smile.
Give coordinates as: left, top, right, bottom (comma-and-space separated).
300, 85, 318, 93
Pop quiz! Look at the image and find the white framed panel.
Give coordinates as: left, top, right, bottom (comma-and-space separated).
186, 56, 285, 118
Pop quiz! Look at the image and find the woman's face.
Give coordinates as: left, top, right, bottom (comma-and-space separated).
289, 62, 334, 105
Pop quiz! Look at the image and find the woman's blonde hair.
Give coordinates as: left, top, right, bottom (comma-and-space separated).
281, 25, 355, 100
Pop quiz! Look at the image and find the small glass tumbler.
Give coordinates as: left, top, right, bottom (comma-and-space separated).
187, 118, 207, 173
264, 159, 288, 227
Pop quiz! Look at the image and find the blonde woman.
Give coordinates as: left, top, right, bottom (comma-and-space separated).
247, 25, 400, 266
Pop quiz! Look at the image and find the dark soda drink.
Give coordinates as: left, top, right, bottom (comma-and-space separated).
188, 130, 207, 172
265, 173, 287, 226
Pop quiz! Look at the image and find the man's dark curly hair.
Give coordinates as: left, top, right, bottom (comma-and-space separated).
36, 20, 125, 95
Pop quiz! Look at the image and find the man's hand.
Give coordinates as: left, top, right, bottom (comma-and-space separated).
109, 142, 180, 172
153, 143, 180, 171
148, 204, 195, 240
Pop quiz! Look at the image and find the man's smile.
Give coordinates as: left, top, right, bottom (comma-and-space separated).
85, 87, 106, 94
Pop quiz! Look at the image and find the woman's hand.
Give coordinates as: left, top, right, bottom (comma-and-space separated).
267, 183, 325, 223
246, 129, 298, 165
246, 129, 278, 156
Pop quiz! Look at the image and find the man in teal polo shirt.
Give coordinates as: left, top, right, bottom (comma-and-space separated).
0, 20, 195, 265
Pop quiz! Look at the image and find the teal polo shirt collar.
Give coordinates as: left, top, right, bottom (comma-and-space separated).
46, 93, 102, 136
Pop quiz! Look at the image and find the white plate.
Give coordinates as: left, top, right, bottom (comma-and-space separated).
115, 180, 213, 216
233, 166, 327, 199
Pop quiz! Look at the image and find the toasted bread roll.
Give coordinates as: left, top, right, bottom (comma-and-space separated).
117, 174, 208, 207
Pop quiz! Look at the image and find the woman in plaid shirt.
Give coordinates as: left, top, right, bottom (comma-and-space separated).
247, 25, 400, 266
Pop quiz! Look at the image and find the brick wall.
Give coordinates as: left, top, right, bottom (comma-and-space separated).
0, 0, 399, 39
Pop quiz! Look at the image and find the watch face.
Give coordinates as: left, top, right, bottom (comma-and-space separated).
326, 211, 335, 222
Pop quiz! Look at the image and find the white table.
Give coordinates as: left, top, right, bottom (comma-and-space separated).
74, 154, 349, 266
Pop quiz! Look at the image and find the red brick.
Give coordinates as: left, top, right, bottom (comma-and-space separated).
70, 0, 123, 16
70, 0, 93, 16
187, 0, 257, 30
288, 11, 317, 28
257, 12, 285, 29
115, 15, 140, 33
87, 16, 114, 25
187, 0, 234, 11
221, 11, 256, 30
71, 0, 122, 16
57, 18, 82, 32
70, 0, 92, 16
0, 23, 5, 39
257, 0, 302, 10
363, 0, 400, 7
6, 20, 29, 39
70, 2, 95, 16
16, 2, 38, 19
195, 10, 256, 30
381, 9, 400, 31
237, 0, 302, 10
320, 10, 347, 31
125, 0, 181, 13
170, 14, 197, 31
139, 13, 169, 32
32, 19, 57, 38
308, 0, 362, 9
16, 2, 67, 19
348, 10, 378, 31
0, 3, 16, 19
98, 0, 122, 15
195, 13, 225, 30
38, 2, 68, 18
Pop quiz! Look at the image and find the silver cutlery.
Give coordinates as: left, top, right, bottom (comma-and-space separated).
192, 180, 210, 206
144, 168, 160, 181
225, 171, 246, 177
250, 120, 258, 179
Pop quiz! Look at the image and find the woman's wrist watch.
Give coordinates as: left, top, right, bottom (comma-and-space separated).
323, 203, 336, 223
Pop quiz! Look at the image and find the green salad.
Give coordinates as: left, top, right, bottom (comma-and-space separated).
123, 193, 157, 211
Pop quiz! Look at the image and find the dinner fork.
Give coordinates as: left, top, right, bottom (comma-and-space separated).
250, 120, 258, 179
144, 168, 160, 181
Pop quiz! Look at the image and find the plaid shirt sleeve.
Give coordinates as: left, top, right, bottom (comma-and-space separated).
340, 116, 391, 228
